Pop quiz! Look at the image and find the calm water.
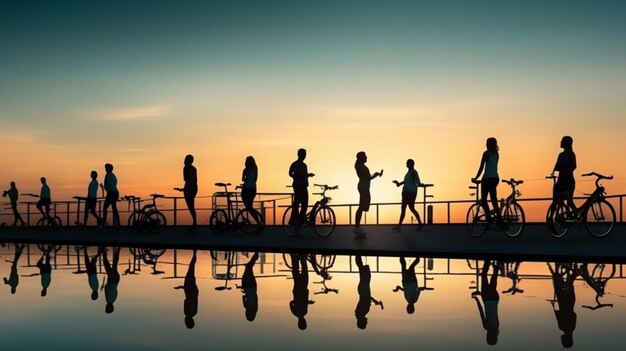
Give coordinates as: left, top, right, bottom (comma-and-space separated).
1, 244, 624, 350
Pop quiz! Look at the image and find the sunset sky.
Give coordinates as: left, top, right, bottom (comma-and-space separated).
1, 0, 625, 222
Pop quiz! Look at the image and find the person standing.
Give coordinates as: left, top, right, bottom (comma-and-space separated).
552, 136, 577, 212
354, 151, 383, 238
84, 171, 102, 226
3, 182, 25, 226
174, 250, 199, 329
101, 163, 120, 227
392, 159, 423, 231
241, 156, 263, 231
36, 177, 52, 219
472, 137, 501, 225
174, 155, 198, 228
288, 149, 315, 226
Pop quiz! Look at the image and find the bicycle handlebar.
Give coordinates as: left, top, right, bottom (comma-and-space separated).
502, 178, 524, 186
581, 172, 613, 180
313, 184, 338, 190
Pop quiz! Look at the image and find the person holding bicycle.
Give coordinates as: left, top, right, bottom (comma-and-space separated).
83, 171, 102, 226
354, 151, 383, 238
35, 177, 52, 220
241, 252, 259, 322
289, 253, 314, 330
551, 136, 577, 213
2, 181, 25, 226
548, 263, 577, 348
392, 159, 422, 231
101, 163, 120, 227
473, 260, 500, 346
472, 137, 501, 225
241, 156, 263, 231
174, 154, 198, 228
288, 149, 315, 226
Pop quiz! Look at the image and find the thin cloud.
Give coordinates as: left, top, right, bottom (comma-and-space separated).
94, 105, 170, 121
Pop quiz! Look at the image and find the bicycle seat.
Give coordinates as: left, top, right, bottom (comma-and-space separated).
215, 182, 231, 187
150, 194, 165, 198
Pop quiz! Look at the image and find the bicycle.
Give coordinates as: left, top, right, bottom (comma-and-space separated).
465, 178, 525, 237
126, 194, 167, 233
577, 263, 615, 310
24, 193, 62, 228
209, 183, 264, 234
282, 184, 337, 237
546, 172, 615, 238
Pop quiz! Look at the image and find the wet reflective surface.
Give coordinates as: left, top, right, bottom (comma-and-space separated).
1, 244, 625, 350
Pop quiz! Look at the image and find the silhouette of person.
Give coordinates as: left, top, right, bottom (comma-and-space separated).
174, 250, 199, 329
353, 151, 383, 238
174, 154, 198, 228
101, 163, 120, 227
473, 260, 500, 345
102, 247, 121, 313
289, 253, 314, 330
37, 249, 52, 297
552, 136, 577, 212
240, 252, 260, 321
392, 257, 424, 314
392, 159, 423, 231
35, 177, 52, 219
472, 138, 501, 225
3, 244, 25, 294
3, 182, 25, 226
355, 255, 383, 329
241, 156, 263, 231
84, 171, 102, 226
84, 247, 101, 300
288, 149, 315, 226
548, 263, 578, 348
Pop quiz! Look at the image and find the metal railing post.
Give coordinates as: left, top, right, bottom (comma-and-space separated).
376, 204, 379, 224
447, 202, 451, 224
66, 202, 70, 226
173, 198, 178, 226
349, 205, 352, 225
620, 195, 623, 223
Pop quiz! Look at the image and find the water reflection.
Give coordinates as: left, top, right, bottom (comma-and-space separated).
0, 243, 625, 350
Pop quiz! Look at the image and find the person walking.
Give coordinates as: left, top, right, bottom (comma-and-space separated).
392, 159, 423, 231
101, 163, 120, 227
3, 182, 25, 226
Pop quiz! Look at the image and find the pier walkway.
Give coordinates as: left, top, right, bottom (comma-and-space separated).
0, 223, 624, 262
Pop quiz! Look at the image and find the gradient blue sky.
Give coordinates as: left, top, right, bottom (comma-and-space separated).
1, 0, 626, 213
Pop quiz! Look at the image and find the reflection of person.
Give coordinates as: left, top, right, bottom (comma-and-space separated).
392, 257, 424, 314
241, 252, 259, 321
84, 247, 101, 300
472, 138, 501, 224
353, 151, 383, 238
102, 247, 121, 313
101, 163, 120, 227
174, 155, 198, 228
355, 255, 383, 329
241, 156, 263, 230
36, 177, 52, 219
37, 250, 52, 297
3, 244, 25, 294
175, 250, 199, 328
288, 149, 315, 226
473, 260, 500, 345
289, 254, 314, 330
392, 159, 422, 231
84, 171, 102, 226
551, 136, 577, 213
548, 263, 578, 349
2, 182, 25, 226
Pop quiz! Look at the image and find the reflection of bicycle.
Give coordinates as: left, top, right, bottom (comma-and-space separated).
24, 193, 62, 228
466, 179, 525, 237
126, 194, 167, 233
577, 263, 615, 310
282, 184, 337, 237
124, 248, 167, 275
282, 254, 336, 280
209, 183, 264, 234
546, 172, 616, 238
501, 261, 524, 295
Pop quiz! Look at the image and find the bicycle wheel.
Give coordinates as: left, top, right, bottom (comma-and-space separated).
282, 207, 298, 237
128, 211, 143, 233
466, 203, 487, 237
585, 199, 615, 238
547, 202, 569, 238
146, 211, 167, 233
314, 206, 336, 237
503, 202, 525, 237
236, 209, 264, 233
313, 254, 336, 270
209, 209, 229, 234
52, 216, 62, 228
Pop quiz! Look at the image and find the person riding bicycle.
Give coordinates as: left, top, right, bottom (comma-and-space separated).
288, 149, 315, 226
241, 156, 263, 231
392, 159, 423, 231
3, 181, 25, 226
472, 137, 501, 225
35, 177, 52, 220
354, 151, 383, 238
551, 136, 577, 214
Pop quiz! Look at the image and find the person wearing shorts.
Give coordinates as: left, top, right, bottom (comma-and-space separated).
353, 151, 383, 238
392, 159, 423, 231
101, 163, 120, 227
